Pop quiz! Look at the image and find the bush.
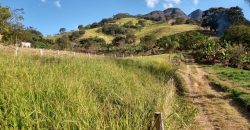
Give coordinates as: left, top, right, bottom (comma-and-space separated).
112, 35, 126, 46
78, 37, 106, 50
222, 25, 250, 49
156, 36, 179, 52
56, 35, 72, 50
140, 35, 157, 51
102, 24, 129, 35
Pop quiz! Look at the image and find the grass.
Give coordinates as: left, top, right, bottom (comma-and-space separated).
81, 28, 114, 43
209, 65, 250, 89
0, 47, 196, 129
205, 65, 250, 111
135, 23, 199, 40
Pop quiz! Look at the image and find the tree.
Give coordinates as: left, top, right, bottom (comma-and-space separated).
201, 6, 248, 35
222, 25, 250, 48
102, 24, 128, 35
140, 35, 157, 51
59, 28, 66, 34
2, 8, 24, 45
56, 35, 71, 50
0, 5, 11, 33
112, 35, 126, 46
137, 20, 147, 27
125, 34, 136, 44
157, 36, 179, 52
78, 25, 84, 30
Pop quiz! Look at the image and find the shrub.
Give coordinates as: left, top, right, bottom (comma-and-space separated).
112, 35, 126, 46
222, 25, 250, 49
102, 24, 129, 35
78, 37, 105, 49
156, 36, 179, 52
140, 35, 157, 51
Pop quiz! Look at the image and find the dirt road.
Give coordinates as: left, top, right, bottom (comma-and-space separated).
179, 64, 250, 130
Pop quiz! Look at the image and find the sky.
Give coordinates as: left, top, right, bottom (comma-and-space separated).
1, 0, 249, 35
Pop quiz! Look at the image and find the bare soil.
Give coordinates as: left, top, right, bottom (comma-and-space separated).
179, 64, 250, 130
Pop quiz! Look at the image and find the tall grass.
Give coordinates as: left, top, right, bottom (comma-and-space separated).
0, 50, 178, 129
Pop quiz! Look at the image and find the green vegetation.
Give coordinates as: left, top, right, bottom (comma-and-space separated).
0, 48, 196, 129
205, 65, 250, 110
209, 65, 250, 88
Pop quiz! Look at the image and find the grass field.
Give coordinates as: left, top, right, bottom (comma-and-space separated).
0, 47, 196, 129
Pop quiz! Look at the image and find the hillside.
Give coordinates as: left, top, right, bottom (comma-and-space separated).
70, 18, 200, 43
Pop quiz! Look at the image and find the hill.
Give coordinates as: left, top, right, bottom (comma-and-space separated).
142, 8, 188, 21
58, 17, 200, 44
188, 9, 203, 19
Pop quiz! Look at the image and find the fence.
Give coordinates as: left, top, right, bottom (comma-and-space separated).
8, 46, 143, 59
1, 45, 168, 130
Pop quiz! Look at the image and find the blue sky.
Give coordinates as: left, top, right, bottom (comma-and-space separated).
1, 0, 249, 35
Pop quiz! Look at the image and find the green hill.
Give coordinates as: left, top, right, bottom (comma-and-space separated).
51, 18, 200, 44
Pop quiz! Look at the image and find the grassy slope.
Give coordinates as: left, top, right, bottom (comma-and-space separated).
0, 47, 195, 129
67, 18, 200, 43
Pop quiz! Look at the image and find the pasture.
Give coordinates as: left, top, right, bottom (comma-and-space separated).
0, 47, 195, 129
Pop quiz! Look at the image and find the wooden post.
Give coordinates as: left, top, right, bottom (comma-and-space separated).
40, 49, 43, 56
15, 47, 19, 57
74, 52, 76, 56
155, 112, 165, 130
123, 54, 125, 59
57, 50, 60, 55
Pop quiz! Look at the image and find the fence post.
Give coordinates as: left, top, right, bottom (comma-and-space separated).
74, 52, 76, 56
123, 54, 125, 59
15, 47, 19, 57
40, 49, 44, 56
155, 112, 165, 130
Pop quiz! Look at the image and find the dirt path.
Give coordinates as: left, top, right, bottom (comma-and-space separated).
179, 64, 250, 130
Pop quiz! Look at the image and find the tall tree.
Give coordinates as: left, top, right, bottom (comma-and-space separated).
59, 28, 66, 34
201, 6, 247, 35
0, 5, 11, 33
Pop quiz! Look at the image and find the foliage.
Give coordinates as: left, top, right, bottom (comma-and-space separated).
201, 6, 248, 35
55, 35, 71, 50
101, 24, 129, 36
140, 35, 157, 51
222, 25, 250, 48
112, 35, 126, 46
69, 30, 85, 42
59, 28, 66, 34
156, 36, 179, 52
78, 37, 105, 50
175, 18, 186, 25
0, 5, 11, 33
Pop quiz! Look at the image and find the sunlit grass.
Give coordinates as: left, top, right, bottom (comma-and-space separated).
0, 48, 178, 129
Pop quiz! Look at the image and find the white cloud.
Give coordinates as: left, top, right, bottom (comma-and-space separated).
146, 0, 159, 8
54, 0, 61, 8
162, 0, 181, 9
193, 0, 199, 5
41, 0, 46, 3
165, 0, 181, 4
163, 3, 173, 9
